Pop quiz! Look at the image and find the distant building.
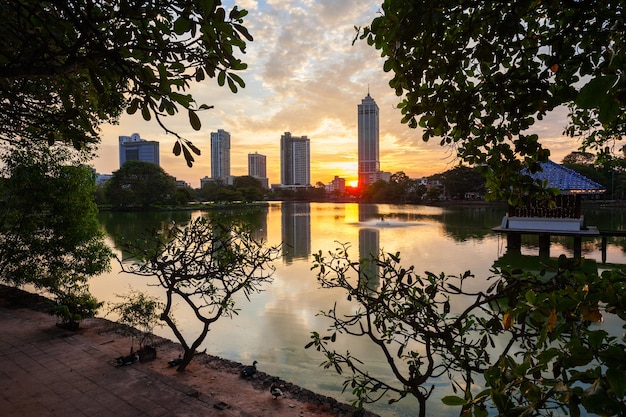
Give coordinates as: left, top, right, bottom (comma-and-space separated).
200, 175, 236, 188
95, 173, 113, 186
210, 129, 231, 180
119, 133, 159, 167
280, 132, 310, 187
418, 177, 443, 190
326, 176, 346, 194
248, 152, 269, 189
200, 176, 213, 189
372, 171, 392, 183
358, 92, 380, 187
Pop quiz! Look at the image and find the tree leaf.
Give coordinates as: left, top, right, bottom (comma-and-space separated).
441, 395, 467, 406
576, 76, 617, 109
606, 367, 626, 398
547, 308, 557, 332
188, 109, 201, 130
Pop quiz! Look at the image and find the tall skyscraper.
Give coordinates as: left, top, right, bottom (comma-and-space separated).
248, 152, 269, 188
248, 152, 266, 178
119, 133, 160, 167
210, 129, 231, 180
280, 132, 310, 186
358, 92, 380, 187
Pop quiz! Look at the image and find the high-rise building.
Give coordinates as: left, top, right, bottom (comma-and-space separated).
357, 92, 380, 187
248, 152, 269, 189
248, 152, 266, 178
119, 133, 159, 167
280, 132, 310, 187
210, 129, 231, 180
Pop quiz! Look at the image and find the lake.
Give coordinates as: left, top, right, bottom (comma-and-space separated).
92, 202, 626, 417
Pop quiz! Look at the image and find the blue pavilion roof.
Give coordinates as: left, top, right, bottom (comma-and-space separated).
523, 160, 606, 194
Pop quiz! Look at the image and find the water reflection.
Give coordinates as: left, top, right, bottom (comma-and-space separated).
98, 211, 192, 256
92, 202, 626, 417
281, 202, 311, 263
359, 228, 380, 289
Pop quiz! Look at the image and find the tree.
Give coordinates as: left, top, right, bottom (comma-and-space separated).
212, 187, 244, 203
1, 0, 253, 166
390, 171, 409, 185
108, 289, 165, 353
232, 176, 265, 202
233, 175, 263, 191
562, 152, 596, 166
361, 180, 392, 202
119, 217, 280, 372
308, 246, 626, 417
174, 186, 196, 206
357, 1, 625, 203
104, 160, 178, 207
442, 166, 486, 200
0, 145, 112, 326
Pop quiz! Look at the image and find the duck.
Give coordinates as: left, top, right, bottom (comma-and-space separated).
270, 383, 283, 399
241, 360, 258, 378
168, 354, 183, 367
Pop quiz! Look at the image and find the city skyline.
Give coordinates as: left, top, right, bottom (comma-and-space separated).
93, 1, 579, 188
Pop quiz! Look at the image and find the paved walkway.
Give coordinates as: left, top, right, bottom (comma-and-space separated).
0, 306, 232, 417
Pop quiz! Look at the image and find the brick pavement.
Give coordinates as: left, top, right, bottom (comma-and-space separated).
0, 306, 232, 417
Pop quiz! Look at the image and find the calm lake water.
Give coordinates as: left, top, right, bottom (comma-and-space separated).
92, 202, 626, 417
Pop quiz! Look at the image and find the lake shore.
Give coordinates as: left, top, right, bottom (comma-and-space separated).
0, 284, 380, 417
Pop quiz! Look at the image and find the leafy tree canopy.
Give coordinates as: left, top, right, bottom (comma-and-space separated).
442, 166, 486, 199
0, 145, 112, 291
0, 0, 252, 166
233, 175, 263, 190
358, 1, 625, 202
562, 151, 596, 166
104, 160, 178, 207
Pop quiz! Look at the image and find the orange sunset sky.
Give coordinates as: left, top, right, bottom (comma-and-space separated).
94, 0, 580, 189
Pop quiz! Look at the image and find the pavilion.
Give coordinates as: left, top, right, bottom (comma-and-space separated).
493, 160, 606, 258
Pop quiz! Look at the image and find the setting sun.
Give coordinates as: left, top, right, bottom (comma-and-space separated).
348, 180, 358, 188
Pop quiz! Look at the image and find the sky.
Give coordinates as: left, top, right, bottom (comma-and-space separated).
94, 0, 580, 189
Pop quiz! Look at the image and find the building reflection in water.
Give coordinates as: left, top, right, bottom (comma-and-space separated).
358, 204, 381, 289
359, 228, 380, 289
250, 208, 268, 243
281, 202, 311, 263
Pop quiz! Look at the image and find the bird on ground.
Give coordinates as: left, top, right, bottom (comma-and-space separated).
116, 352, 138, 366
270, 383, 283, 399
168, 354, 183, 367
241, 360, 258, 378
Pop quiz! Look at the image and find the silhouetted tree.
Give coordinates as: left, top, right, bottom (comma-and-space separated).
1, 1, 253, 166
357, 1, 626, 202
309, 247, 626, 417
120, 217, 280, 372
